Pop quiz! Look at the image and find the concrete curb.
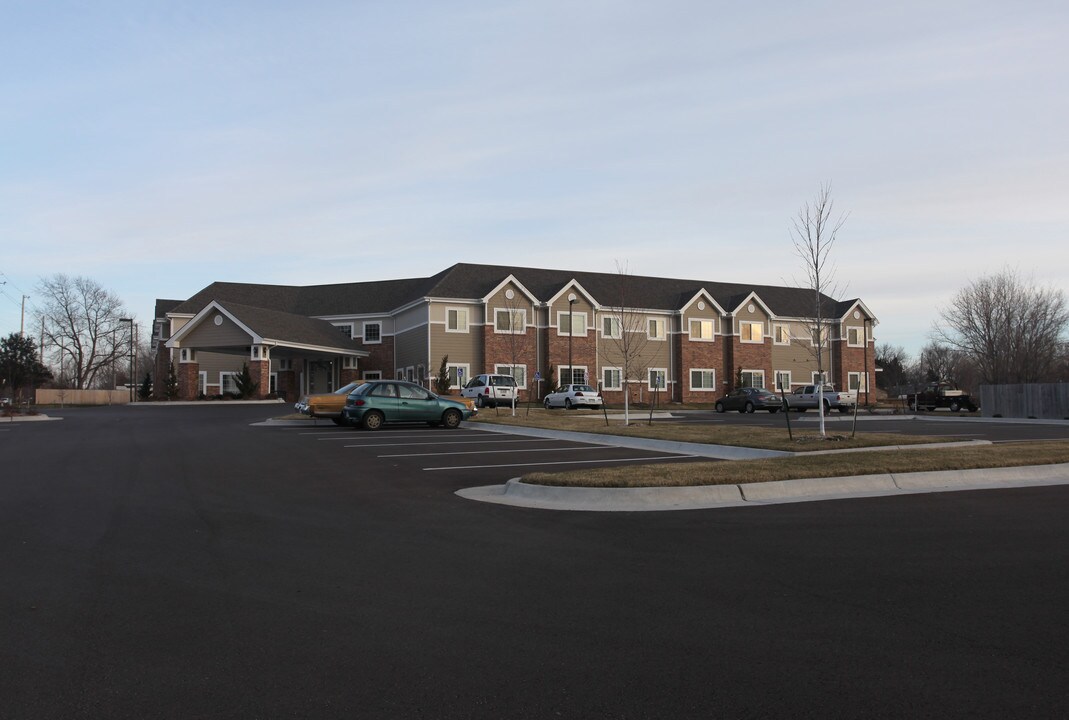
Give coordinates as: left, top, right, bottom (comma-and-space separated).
1, 414, 60, 423
468, 422, 789, 460
456, 463, 1069, 512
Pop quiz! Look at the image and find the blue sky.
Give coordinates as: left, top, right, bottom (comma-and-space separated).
2, 0, 1067, 357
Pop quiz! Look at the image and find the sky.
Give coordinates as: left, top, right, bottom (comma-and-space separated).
2, 0, 1067, 357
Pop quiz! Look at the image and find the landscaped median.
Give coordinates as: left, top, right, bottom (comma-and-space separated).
469, 408, 1069, 489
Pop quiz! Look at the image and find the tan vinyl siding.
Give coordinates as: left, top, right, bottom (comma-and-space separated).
430, 324, 482, 369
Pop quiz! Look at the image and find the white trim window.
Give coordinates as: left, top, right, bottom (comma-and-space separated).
446, 308, 469, 333
689, 368, 716, 391
847, 326, 864, 347
269, 373, 278, 394
334, 323, 354, 339
648, 318, 666, 341
363, 322, 382, 344
602, 315, 622, 339
740, 321, 763, 343
848, 371, 868, 392
775, 371, 792, 392
689, 319, 714, 341
342, 356, 359, 369
739, 369, 765, 388
773, 324, 790, 345
810, 326, 827, 347
648, 368, 667, 391
557, 311, 588, 336
446, 363, 470, 389
495, 364, 527, 388
220, 372, 239, 395
362, 370, 382, 381
559, 365, 587, 386
494, 308, 526, 334
601, 367, 622, 391
395, 369, 404, 380
812, 371, 824, 384
198, 371, 207, 396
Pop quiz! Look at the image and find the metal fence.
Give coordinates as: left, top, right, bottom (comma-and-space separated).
980, 384, 1069, 419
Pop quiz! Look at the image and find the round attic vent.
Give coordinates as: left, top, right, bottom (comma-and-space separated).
505, 289, 515, 300
214, 315, 223, 326
854, 311, 861, 319
567, 293, 577, 303
697, 301, 705, 311
747, 303, 755, 313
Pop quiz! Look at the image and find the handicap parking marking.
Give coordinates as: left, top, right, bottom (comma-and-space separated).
423, 454, 698, 471
379, 444, 603, 458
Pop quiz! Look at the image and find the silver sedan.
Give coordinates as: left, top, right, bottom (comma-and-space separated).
543, 384, 604, 410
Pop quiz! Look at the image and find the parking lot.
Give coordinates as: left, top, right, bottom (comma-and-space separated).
262, 422, 709, 483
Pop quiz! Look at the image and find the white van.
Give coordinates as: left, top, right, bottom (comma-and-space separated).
460, 374, 518, 408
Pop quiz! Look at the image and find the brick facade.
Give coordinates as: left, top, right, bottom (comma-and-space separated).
277, 370, 298, 402
177, 362, 199, 401
482, 326, 538, 399
359, 338, 394, 378
248, 359, 270, 399
728, 339, 774, 391
679, 337, 725, 403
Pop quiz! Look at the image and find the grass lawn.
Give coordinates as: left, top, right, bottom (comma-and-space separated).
469, 407, 944, 453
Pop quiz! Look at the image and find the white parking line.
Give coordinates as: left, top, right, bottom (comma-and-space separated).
300, 431, 481, 437
316, 433, 488, 441
423, 454, 697, 471
345, 438, 559, 449
380, 445, 600, 458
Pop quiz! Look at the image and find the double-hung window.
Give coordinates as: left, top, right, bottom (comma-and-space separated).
847, 327, 864, 346
446, 308, 469, 333
648, 318, 666, 341
602, 367, 622, 390
740, 370, 765, 388
558, 312, 587, 336
773, 325, 790, 345
690, 369, 716, 391
648, 368, 667, 390
363, 322, 381, 344
602, 316, 622, 339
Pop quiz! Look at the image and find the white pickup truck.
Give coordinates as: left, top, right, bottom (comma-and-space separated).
783, 384, 857, 413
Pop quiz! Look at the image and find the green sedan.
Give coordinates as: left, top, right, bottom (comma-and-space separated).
341, 380, 476, 430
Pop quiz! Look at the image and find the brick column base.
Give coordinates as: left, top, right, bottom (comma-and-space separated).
178, 362, 200, 400
248, 360, 270, 399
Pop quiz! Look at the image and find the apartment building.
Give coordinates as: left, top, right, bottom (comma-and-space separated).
153, 263, 877, 404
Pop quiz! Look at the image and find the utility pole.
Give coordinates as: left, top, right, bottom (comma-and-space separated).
20, 295, 29, 336
120, 318, 134, 403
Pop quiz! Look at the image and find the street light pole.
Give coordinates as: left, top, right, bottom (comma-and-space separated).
568, 295, 576, 387
119, 318, 134, 403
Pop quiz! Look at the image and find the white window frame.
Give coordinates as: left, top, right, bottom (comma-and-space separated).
334, 322, 355, 339
363, 322, 382, 344
647, 318, 666, 341
276, 358, 292, 371
774, 370, 792, 392
559, 365, 588, 386
773, 324, 790, 345
446, 363, 470, 389
270, 372, 278, 394
601, 366, 622, 391
602, 315, 622, 340
342, 356, 359, 369
198, 371, 207, 395
446, 307, 469, 333
848, 371, 868, 392
395, 369, 403, 380
689, 319, 714, 342
739, 369, 765, 388
220, 371, 239, 395
847, 326, 864, 347
362, 370, 382, 381
689, 368, 716, 391
740, 321, 763, 343
494, 308, 527, 334
557, 311, 588, 337
180, 348, 196, 363
494, 364, 528, 388
648, 368, 668, 391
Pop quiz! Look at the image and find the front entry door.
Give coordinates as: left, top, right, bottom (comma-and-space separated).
308, 361, 334, 395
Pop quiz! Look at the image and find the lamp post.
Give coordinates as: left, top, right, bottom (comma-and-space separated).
567, 294, 576, 387
119, 318, 134, 403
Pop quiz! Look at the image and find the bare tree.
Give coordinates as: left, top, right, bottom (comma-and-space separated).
497, 290, 532, 416
874, 343, 910, 394
917, 341, 974, 389
791, 183, 848, 437
601, 261, 653, 426
934, 268, 1068, 385
37, 274, 131, 390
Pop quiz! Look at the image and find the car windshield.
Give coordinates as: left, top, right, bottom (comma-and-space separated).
333, 381, 363, 395
573, 385, 596, 392
348, 383, 373, 396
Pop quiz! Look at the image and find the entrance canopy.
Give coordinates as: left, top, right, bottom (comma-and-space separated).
165, 300, 369, 361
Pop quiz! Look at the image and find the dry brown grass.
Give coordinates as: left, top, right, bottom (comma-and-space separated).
470, 407, 943, 452
523, 440, 1069, 488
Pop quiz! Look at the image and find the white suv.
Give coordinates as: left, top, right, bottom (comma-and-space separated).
461, 374, 518, 408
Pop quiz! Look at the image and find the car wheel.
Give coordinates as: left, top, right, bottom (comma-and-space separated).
475, 395, 485, 409
714, 402, 725, 413
442, 409, 462, 429
544, 398, 553, 410
744, 402, 755, 413
949, 400, 961, 413
565, 399, 573, 410
838, 406, 851, 414
362, 411, 385, 431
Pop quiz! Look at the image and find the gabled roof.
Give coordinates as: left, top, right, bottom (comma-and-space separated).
166, 263, 873, 323
167, 301, 368, 356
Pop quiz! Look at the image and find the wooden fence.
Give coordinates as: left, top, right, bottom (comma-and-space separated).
36, 389, 132, 406
980, 384, 1069, 420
